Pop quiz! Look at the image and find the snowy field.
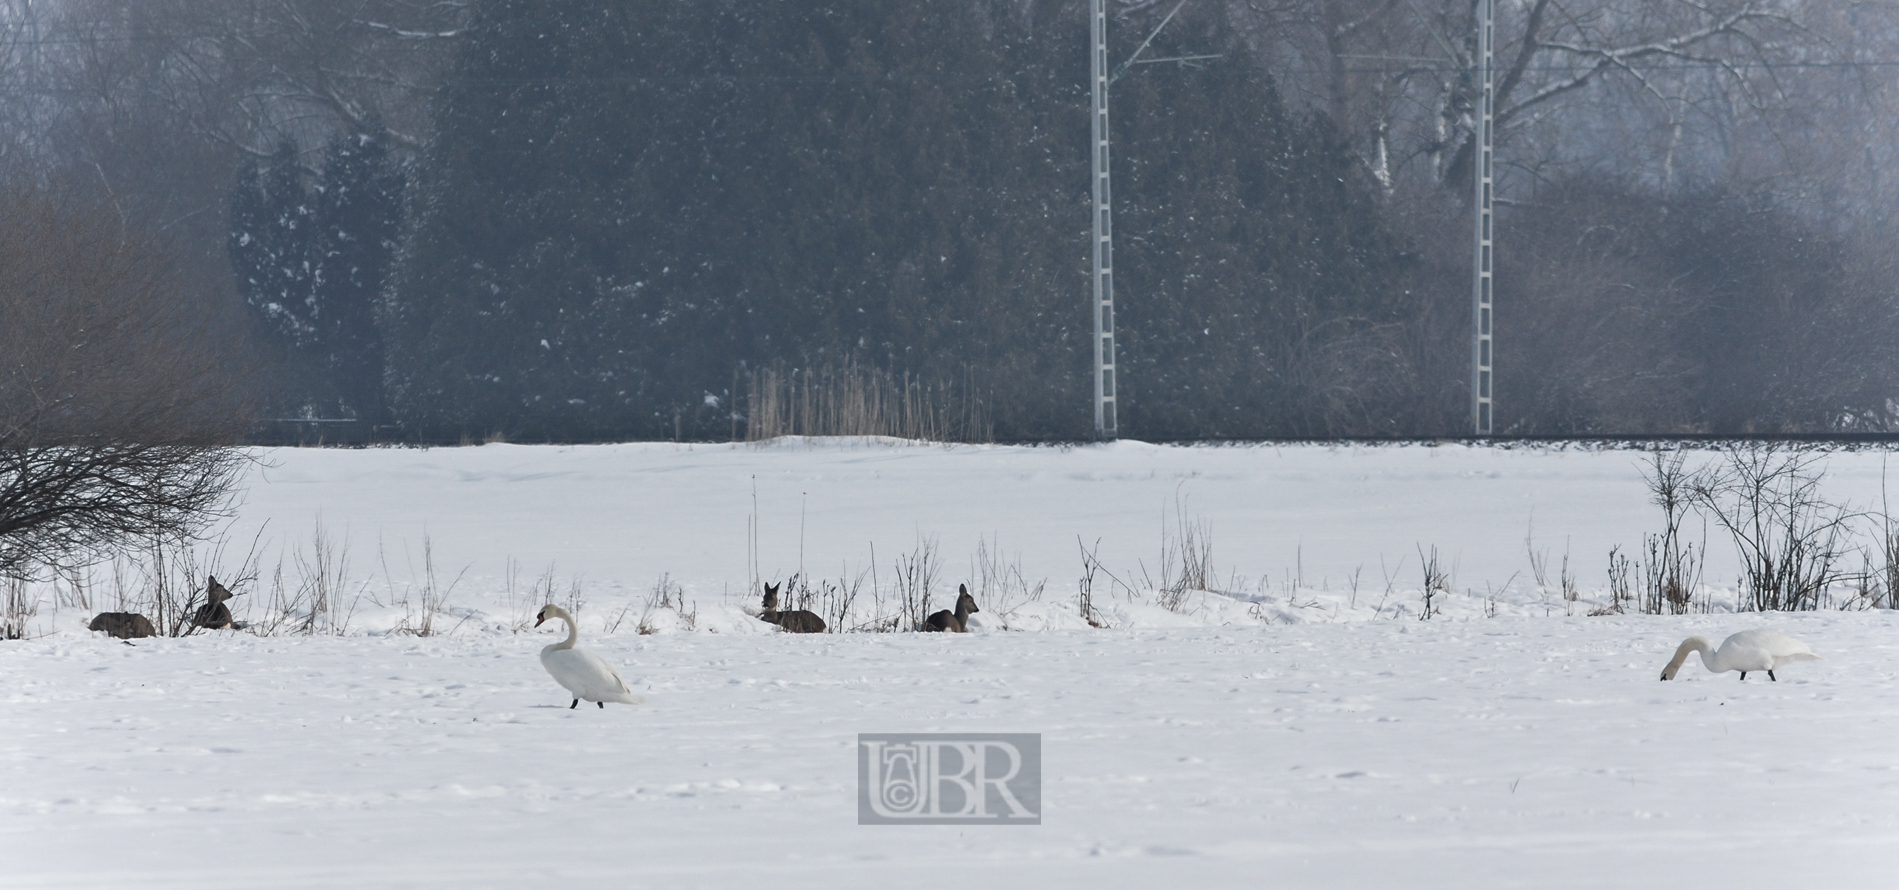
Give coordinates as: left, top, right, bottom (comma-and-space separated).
7, 440, 1899, 887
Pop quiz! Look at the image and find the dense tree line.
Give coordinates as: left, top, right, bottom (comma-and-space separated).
3, 1, 1898, 440
230, 124, 406, 425
386, 0, 1437, 440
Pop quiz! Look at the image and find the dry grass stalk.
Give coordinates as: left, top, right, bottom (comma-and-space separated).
745, 359, 991, 443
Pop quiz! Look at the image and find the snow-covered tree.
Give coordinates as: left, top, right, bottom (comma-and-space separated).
228, 124, 404, 421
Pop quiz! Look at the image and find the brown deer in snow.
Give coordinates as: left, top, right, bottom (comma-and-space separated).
923, 584, 979, 632
760, 582, 826, 633
191, 576, 239, 630
89, 612, 156, 639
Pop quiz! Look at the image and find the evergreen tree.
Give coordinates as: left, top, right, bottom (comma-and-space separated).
312, 121, 405, 423
230, 140, 317, 351
228, 128, 405, 422
1106, 11, 1412, 437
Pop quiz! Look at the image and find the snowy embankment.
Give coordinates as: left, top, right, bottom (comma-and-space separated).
8, 440, 1899, 886
23, 437, 1899, 637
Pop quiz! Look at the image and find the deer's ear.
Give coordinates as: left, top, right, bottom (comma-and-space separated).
960, 583, 968, 594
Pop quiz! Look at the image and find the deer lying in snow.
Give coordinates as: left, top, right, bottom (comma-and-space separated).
89, 612, 156, 639
191, 576, 239, 630
759, 582, 826, 633
923, 585, 979, 633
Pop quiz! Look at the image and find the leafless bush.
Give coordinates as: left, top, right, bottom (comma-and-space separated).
1525, 526, 1579, 616
0, 184, 253, 584
1077, 538, 1106, 628
1844, 554, 1889, 611
969, 535, 1044, 629
1146, 499, 1214, 614
892, 535, 940, 631
559, 573, 585, 622
791, 568, 868, 635
1417, 545, 1448, 620
378, 535, 462, 636
745, 359, 991, 443
1639, 449, 1704, 614
245, 527, 357, 636
269, 521, 356, 634
1688, 444, 1855, 612
1596, 546, 1635, 616
1559, 550, 1579, 616
635, 573, 691, 634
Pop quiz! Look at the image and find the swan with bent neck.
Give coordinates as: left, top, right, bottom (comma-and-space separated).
1659, 629, 1818, 682
536, 604, 641, 708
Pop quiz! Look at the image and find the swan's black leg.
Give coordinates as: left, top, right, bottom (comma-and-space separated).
1739, 672, 1747, 680
570, 698, 579, 709
597, 701, 604, 709
1769, 670, 1777, 682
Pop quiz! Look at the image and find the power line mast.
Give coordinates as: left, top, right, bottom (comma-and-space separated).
1090, 0, 1116, 440
1089, 0, 1213, 441
1471, 0, 1495, 435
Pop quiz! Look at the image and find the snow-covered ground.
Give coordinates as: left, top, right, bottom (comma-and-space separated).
7, 440, 1899, 887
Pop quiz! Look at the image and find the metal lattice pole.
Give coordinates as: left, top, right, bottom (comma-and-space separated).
1471, 0, 1495, 435
1091, 0, 1117, 440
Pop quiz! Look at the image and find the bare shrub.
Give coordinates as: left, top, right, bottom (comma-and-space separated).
1639, 449, 1704, 614
276, 522, 358, 634
1147, 498, 1214, 614
635, 573, 690, 634
969, 535, 1044, 629
0, 183, 253, 584
1526, 526, 1579, 617
559, 573, 584, 623
787, 568, 869, 634
500, 558, 536, 632
379, 536, 461, 636
1077, 538, 1114, 627
1596, 546, 1634, 616
1559, 551, 1579, 616
1878, 461, 1899, 609
1417, 545, 1448, 620
892, 535, 940, 631
1688, 444, 1855, 612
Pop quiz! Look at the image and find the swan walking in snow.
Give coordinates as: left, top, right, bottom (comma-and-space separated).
1659, 629, 1819, 682
536, 604, 641, 708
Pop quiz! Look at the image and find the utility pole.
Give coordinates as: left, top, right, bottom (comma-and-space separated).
1090, 0, 1117, 440
1471, 0, 1495, 435
1089, 0, 1214, 441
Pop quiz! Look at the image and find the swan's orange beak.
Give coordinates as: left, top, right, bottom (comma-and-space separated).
534, 613, 546, 627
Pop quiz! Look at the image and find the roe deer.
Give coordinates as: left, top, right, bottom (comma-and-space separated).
191, 576, 239, 629
923, 584, 979, 632
89, 612, 156, 639
760, 582, 826, 633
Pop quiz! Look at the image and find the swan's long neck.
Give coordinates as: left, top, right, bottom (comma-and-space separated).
1663, 636, 1715, 678
551, 613, 578, 650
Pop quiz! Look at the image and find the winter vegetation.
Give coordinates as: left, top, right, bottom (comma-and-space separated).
7, 439, 1899, 642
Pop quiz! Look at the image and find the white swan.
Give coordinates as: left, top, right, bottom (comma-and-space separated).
535, 604, 641, 708
1659, 629, 1819, 682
